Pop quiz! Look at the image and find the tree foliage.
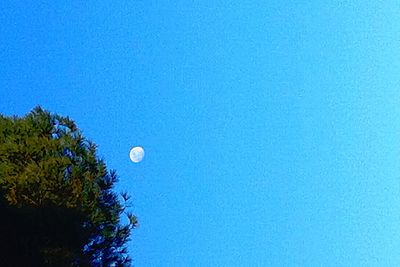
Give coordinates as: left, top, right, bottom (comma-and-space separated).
0, 107, 136, 266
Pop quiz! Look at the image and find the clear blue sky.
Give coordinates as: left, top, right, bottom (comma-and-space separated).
1, 1, 400, 266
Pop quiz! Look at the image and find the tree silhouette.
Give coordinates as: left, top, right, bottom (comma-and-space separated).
0, 107, 136, 266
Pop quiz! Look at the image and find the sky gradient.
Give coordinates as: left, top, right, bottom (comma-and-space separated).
1, 1, 400, 266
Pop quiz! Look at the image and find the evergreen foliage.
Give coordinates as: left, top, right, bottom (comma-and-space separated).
0, 107, 136, 266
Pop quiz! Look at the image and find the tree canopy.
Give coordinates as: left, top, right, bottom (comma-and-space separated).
0, 107, 136, 266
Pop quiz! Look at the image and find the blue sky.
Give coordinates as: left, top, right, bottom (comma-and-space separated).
1, 1, 400, 266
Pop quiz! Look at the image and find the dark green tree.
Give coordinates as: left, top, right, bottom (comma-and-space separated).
0, 107, 137, 266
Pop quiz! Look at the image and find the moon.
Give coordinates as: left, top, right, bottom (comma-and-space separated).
129, 146, 145, 163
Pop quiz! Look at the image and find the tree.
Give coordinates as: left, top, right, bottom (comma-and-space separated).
0, 107, 136, 266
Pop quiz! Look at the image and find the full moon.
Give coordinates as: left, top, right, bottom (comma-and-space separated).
129, 146, 145, 163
